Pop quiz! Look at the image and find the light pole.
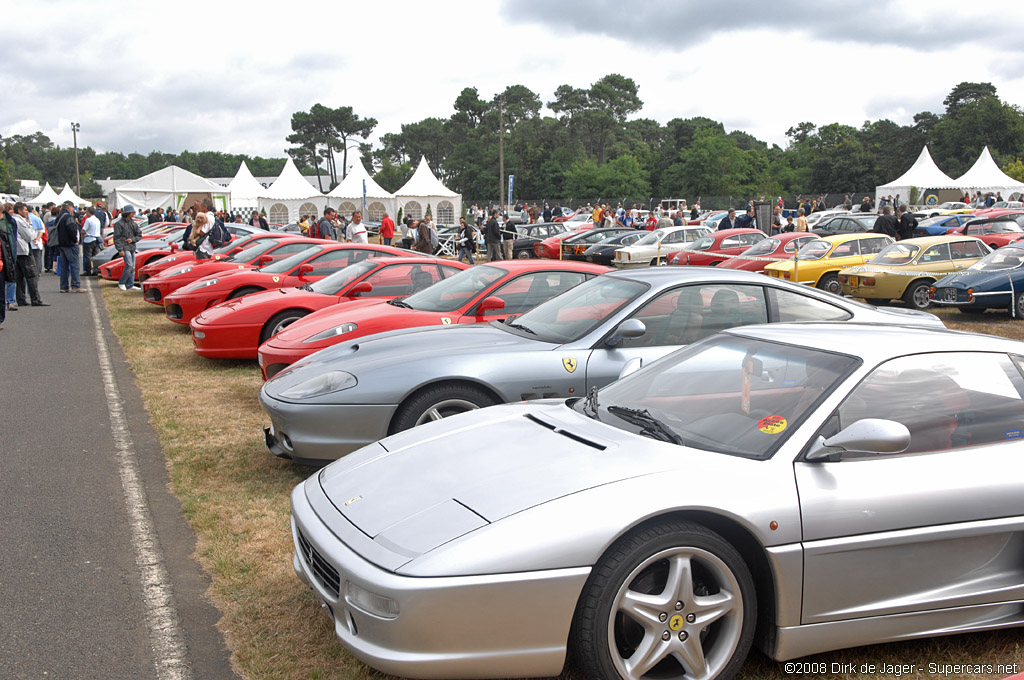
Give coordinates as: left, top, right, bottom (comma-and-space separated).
71, 122, 81, 197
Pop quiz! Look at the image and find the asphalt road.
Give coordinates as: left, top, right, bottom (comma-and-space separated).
0, 270, 236, 679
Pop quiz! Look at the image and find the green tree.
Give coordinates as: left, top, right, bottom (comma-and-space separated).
1002, 158, 1024, 182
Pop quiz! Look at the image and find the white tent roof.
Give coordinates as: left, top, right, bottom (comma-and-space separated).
116, 165, 227, 195
876, 146, 959, 194
55, 182, 88, 206
27, 182, 61, 206
395, 156, 458, 197
264, 158, 324, 200
226, 161, 265, 202
955, 146, 1024, 192
328, 156, 394, 199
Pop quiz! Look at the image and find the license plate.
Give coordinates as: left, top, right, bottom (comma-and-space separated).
848, 276, 859, 286
944, 288, 958, 301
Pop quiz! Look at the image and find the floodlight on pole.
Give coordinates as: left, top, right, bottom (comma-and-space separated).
71, 122, 81, 198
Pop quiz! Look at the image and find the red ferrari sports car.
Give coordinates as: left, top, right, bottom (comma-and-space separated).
189, 256, 470, 359
137, 232, 287, 281
163, 243, 414, 325
716, 232, 817, 272
142, 237, 322, 305
257, 259, 610, 380
533, 224, 594, 258
666, 228, 767, 266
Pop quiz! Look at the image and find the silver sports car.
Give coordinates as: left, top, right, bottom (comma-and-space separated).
261, 268, 942, 464
291, 323, 1024, 679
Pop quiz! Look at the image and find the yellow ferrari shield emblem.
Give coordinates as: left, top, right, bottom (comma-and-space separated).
669, 614, 684, 631
563, 357, 577, 373
272, 276, 280, 283
441, 317, 452, 325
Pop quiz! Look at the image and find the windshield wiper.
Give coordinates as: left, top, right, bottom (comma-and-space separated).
583, 385, 600, 420
607, 405, 684, 445
388, 298, 412, 309
506, 321, 536, 335
300, 283, 314, 292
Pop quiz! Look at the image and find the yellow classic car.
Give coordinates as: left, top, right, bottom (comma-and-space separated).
763, 233, 893, 295
837, 235, 990, 309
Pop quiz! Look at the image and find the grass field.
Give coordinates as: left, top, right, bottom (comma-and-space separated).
99, 281, 1023, 680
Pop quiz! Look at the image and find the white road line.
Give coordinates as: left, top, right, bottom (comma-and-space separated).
87, 283, 194, 680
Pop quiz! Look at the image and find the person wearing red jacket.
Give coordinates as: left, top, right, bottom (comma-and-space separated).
379, 211, 395, 246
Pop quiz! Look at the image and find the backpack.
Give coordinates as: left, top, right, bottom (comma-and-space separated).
210, 221, 229, 247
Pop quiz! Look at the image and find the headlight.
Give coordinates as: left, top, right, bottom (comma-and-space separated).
171, 266, 193, 276
278, 370, 357, 399
184, 278, 220, 291
303, 322, 358, 343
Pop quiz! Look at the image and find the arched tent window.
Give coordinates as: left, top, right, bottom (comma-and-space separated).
404, 201, 423, 220
299, 202, 319, 220
338, 201, 358, 218
268, 203, 289, 223
436, 201, 455, 225
367, 201, 386, 223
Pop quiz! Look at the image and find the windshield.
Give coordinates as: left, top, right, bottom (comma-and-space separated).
971, 247, 1024, 271
309, 259, 378, 295
577, 335, 860, 459
506, 275, 647, 343
226, 239, 279, 263
918, 216, 953, 228
214, 237, 248, 255
402, 264, 506, 312
741, 238, 780, 256
870, 242, 920, 265
986, 222, 1023, 234
796, 240, 831, 261
635, 230, 667, 246
261, 246, 322, 274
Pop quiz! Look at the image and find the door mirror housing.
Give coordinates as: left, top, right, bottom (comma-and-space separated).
605, 318, 647, 347
297, 263, 315, 277
256, 254, 273, 267
806, 418, 911, 462
348, 281, 372, 296
477, 296, 505, 314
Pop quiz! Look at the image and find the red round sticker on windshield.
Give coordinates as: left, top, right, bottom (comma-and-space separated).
757, 415, 787, 434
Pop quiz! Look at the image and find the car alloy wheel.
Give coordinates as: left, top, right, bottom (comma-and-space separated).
817, 272, 841, 295
517, 250, 531, 259
261, 309, 310, 344
1014, 291, 1024, 320
903, 281, 932, 310
572, 520, 755, 680
392, 383, 497, 432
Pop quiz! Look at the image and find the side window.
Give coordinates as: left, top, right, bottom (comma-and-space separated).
741, 233, 765, 246
663, 231, 685, 244
831, 352, 1024, 456
769, 288, 853, 322
967, 224, 983, 235
438, 264, 463, 278
829, 240, 860, 258
721, 236, 742, 249
622, 233, 642, 246
305, 249, 359, 275
621, 284, 768, 348
267, 242, 314, 261
920, 243, 951, 263
365, 263, 442, 296
959, 240, 987, 259
859, 237, 889, 255
481, 271, 586, 317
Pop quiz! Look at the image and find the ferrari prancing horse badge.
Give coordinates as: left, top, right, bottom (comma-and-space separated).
563, 357, 577, 373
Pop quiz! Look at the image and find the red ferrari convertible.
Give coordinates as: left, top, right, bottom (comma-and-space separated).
163, 243, 413, 325
189, 256, 469, 359
257, 259, 610, 380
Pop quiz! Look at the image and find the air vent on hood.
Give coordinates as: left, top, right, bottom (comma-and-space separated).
525, 413, 606, 451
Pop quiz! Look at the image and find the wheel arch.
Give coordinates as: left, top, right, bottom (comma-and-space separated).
387, 378, 506, 435
259, 306, 315, 339
228, 285, 265, 300
900, 276, 934, 297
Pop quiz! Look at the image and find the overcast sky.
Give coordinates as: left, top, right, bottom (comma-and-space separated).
3, 0, 1023, 168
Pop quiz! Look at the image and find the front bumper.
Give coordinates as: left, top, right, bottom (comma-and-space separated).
291, 483, 589, 679
259, 387, 396, 463
191, 321, 261, 359
164, 292, 223, 325
257, 340, 318, 381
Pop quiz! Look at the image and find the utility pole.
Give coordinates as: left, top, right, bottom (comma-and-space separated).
498, 98, 504, 211
71, 122, 81, 197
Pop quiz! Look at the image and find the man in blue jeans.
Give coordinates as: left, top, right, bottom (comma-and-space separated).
112, 204, 142, 291
54, 201, 85, 293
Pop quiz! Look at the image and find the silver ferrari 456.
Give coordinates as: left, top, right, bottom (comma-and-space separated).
261, 268, 942, 464
291, 323, 1024, 680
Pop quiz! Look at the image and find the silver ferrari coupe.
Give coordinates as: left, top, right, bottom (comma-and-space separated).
291, 323, 1024, 680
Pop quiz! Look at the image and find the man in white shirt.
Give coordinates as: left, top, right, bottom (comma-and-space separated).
345, 211, 368, 244
81, 206, 103, 276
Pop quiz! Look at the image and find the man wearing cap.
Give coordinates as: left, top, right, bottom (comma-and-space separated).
112, 205, 142, 291
55, 201, 84, 293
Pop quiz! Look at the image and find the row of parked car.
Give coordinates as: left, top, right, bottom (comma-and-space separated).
97, 215, 1024, 680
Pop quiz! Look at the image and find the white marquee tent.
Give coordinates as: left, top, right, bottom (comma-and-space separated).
258, 158, 326, 224
225, 161, 265, 212
395, 156, 461, 226
955, 147, 1024, 200
110, 166, 231, 212
875, 146, 959, 205
27, 182, 61, 206
55, 182, 89, 207
328, 157, 395, 223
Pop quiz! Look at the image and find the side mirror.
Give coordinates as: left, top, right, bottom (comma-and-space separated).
169, 241, 178, 252
605, 318, 646, 347
618, 357, 643, 380
256, 254, 273, 266
349, 281, 372, 296
477, 296, 505, 314
805, 418, 911, 462
297, 263, 315, 277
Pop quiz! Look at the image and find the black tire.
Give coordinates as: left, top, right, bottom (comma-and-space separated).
816, 272, 841, 295
957, 307, 987, 315
516, 249, 532, 259
226, 286, 263, 300
260, 309, 310, 344
865, 298, 888, 305
571, 520, 755, 680
902, 280, 933, 310
391, 383, 497, 433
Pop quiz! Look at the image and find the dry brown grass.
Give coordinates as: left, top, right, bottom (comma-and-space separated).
101, 282, 1023, 680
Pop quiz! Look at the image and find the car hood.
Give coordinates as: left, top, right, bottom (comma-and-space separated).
315, 403, 675, 559
934, 268, 1015, 289
194, 286, 322, 325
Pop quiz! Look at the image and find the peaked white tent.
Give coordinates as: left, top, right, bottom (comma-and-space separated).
111, 166, 231, 211
955, 147, 1024, 200
55, 182, 89, 206
328, 157, 395, 223
395, 156, 461, 226
27, 182, 61, 206
226, 161, 266, 211
875, 146, 959, 205
258, 158, 326, 224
